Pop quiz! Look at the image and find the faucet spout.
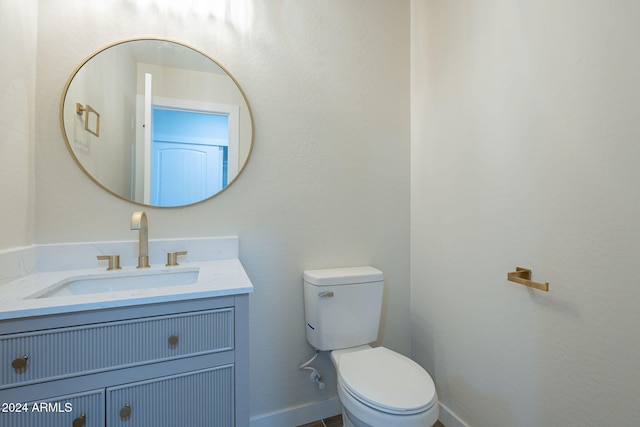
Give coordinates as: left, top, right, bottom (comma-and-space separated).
130, 211, 150, 268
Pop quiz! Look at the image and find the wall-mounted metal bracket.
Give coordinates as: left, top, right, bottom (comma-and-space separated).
508, 267, 549, 292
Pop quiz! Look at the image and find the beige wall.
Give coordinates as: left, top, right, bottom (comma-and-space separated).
0, 0, 37, 250
26, 0, 410, 420
11, 1, 640, 424
411, 1, 640, 425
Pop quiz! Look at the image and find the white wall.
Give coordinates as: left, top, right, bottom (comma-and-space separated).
62, 44, 136, 199
411, 1, 640, 426
30, 0, 410, 421
0, 0, 37, 250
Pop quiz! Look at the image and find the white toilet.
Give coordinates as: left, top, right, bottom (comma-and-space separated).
303, 266, 439, 427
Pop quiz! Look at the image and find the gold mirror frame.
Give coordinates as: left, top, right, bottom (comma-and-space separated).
60, 38, 254, 207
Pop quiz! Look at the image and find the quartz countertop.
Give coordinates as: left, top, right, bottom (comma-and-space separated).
0, 259, 253, 321
0, 237, 253, 321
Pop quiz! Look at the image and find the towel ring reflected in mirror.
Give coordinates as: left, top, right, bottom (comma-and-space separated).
60, 38, 254, 208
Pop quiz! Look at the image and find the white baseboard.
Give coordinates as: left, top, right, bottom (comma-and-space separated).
250, 397, 342, 427
439, 402, 470, 427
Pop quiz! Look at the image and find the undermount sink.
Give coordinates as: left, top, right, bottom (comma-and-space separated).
30, 267, 199, 299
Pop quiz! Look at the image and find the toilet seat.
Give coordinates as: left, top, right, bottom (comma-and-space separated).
337, 347, 437, 415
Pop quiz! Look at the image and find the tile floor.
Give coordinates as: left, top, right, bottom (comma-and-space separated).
297, 414, 445, 427
297, 414, 343, 427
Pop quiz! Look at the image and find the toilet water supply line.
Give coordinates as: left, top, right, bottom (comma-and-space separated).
299, 350, 325, 389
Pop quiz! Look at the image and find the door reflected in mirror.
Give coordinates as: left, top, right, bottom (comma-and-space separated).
60, 38, 253, 207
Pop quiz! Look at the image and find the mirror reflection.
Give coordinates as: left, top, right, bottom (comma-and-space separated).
60, 38, 253, 207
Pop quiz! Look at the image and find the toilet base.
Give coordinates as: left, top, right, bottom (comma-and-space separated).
342, 408, 357, 427
342, 406, 438, 427
337, 379, 438, 427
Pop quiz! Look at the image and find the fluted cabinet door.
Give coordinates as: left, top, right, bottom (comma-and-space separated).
106, 365, 234, 427
0, 389, 105, 427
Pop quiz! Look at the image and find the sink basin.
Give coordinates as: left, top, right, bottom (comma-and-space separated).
30, 267, 199, 299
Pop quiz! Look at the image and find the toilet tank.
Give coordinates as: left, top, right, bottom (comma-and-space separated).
303, 266, 384, 351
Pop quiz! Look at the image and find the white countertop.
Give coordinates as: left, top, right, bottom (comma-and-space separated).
0, 237, 253, 321
0, 259, 253, 321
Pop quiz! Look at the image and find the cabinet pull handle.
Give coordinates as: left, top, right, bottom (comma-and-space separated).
119, 404, 132, 420
72, 414, 86, 427
11, 355, 28, 373
168, 335, 179, 348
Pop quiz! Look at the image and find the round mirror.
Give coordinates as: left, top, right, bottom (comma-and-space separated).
60, 38, 253, 207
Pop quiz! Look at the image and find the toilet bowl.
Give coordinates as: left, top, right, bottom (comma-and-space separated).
331, 346, 439, 427
303, 266, 440, 427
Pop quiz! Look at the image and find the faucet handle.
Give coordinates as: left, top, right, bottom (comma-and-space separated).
97, 255, 121, 271
166, 251, 188, 267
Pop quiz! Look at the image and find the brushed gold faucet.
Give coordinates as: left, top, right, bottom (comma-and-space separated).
130, 211, 150, 268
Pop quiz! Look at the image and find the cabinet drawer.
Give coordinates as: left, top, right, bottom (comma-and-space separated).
0, 389, 105, 427
107, 365, 234, 427
0, 308, 233, 388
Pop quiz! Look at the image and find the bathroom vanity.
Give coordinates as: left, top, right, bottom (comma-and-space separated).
0, 237, 252, 427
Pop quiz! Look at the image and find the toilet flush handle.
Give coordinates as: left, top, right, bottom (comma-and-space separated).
318, 291, 334, 298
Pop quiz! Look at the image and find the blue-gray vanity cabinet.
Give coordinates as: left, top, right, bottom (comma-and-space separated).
0, 295, 249, 427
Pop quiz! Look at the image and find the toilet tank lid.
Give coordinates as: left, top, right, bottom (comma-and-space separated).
303, 266, 383, 286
